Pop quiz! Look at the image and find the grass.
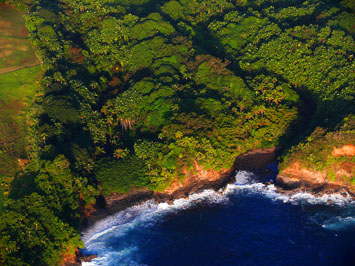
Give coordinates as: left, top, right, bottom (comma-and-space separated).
0, 37, 39, 74
0, 65, 41, 102
0, 3, 28, 38
0, 4, 42, 192
0, 66, 41, 179
0, 3, 39, 74
0, 66, 41, 178
0, 3, 28, 37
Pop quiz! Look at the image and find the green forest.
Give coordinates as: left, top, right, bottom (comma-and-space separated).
0, 0, 354, 265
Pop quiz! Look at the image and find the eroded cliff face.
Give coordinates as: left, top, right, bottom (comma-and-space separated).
159, 147, 280, 199
161, 160, 231, 196
85, 143, 354, 228
276, 144, 355, 196
332, 144, 355, 157
85, 148, 279, 228
83, 166, 232, 228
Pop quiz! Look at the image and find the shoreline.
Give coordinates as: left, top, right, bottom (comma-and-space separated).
275, 175, 355, 199
3, 2, 353, 265
74, 147, 355, 265
82, 165, 235, 230
83, 146, 355, 229
82, 147, 281, 230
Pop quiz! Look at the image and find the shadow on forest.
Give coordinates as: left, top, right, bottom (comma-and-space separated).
35, 0, 354, 165
188, 6, 355, 162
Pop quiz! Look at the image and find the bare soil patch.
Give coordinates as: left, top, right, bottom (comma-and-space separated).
332, 144, 355, 157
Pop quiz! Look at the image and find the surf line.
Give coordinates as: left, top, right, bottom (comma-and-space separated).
82, 171, 354, 245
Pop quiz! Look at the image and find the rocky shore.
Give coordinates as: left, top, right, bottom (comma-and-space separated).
82, 167, 235, 230
275, 165, 355, 199
82, 147, 281, 230
83, 144, 355, 231
276, 144, 355, 199
70, 146, 354, 265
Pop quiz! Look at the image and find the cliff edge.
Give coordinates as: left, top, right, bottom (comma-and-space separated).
276, 116, 355, 197
83, 147, 279, 229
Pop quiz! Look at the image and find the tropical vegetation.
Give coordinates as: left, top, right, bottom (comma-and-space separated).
0, 0, 354, 264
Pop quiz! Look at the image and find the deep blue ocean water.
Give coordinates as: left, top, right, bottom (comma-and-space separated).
82, 171, 355, 266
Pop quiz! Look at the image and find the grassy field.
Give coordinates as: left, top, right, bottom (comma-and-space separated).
0, 3, 39, 74
0, 65, 41, 102
0, 3, 41, 193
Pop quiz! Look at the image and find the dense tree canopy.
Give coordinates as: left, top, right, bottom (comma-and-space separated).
0, 0, 354, 264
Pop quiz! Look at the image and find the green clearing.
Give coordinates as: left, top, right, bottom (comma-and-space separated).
0, 3, 27, 38
0, 37, 39, 73
0, 3, 39, 74
0, 3, 41, 195
0, 65, 41, 103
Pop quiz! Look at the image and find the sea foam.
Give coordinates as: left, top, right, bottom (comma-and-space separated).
226, 171, 354, 206
82, 170, 354, 266
322, 216, 355, 231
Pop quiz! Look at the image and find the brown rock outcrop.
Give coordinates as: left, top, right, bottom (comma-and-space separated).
332, 144, 355, 157
78, 148, 279, 264
154, 160, 233, 202
276, 158, 355, 197
159, 147, 280, 199
84, 147, 280, 228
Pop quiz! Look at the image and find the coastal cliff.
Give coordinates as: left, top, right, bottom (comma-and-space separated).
75, 123, 355, 265
2, 1, 355, 265
276, 117, 355, 197
83, 166, 233, 229
74, 143, 354, 265
83, 147, 280, 230
87, 138, 355, 232
276, 144, 355, 196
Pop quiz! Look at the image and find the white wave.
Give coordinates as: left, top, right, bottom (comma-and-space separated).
81, 189, 231, 265
82, 246, 143, 266
233, 170, 256, 185
225, 171, 354, 207
82, 170, 354, 265
83, 189, 229, 244
322, 216, 355, 231
82, 201, 157, 244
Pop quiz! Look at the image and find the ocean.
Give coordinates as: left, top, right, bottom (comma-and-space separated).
81, 171, 355, 266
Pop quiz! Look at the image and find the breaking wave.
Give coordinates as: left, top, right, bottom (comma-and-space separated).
226, 171, 354, 206
81, 171, 354, 266
322, 216, 355, 231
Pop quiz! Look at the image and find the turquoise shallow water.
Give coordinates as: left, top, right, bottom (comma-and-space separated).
82, 171, 355, 266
